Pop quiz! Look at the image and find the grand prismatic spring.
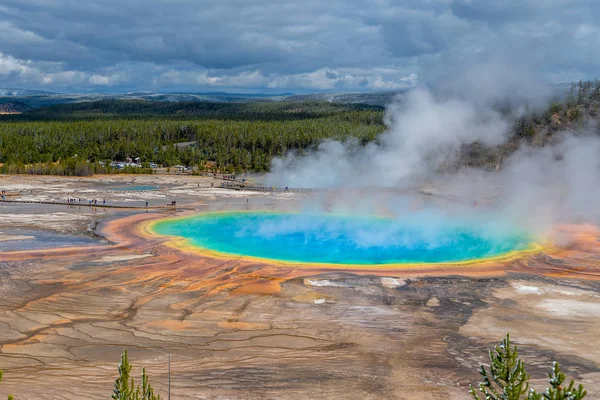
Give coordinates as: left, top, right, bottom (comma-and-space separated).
150, 211, 536, 265
2, 176, 600, 400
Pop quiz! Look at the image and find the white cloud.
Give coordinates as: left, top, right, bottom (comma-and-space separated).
0, 0, 599, 91
150, 66, 417, 91
0, 52, 120, 89
89, 75, 110, 85
265, 68, 417, 90
0, 52, 32, 76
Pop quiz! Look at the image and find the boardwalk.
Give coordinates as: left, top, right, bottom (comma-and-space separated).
0, 199, 176, 210
220, 183, 418, 194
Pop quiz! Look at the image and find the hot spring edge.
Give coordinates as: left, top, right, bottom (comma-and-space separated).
147, 211, 540, 266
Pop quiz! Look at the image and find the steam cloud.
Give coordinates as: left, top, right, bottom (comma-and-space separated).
268, 87, 511, 188
265, 64, 600, 243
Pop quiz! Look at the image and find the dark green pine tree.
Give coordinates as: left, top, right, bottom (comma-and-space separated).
528, 362, 586, 400
135, 368, 161, 400
470, 335, 587, 400
113, 349, 135, 400
113, 349, 161, 400
469, 333, 532, 400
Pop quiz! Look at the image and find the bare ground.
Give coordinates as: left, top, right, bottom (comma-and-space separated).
0, 175, 598, 399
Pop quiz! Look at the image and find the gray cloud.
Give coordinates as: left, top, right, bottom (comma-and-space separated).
0, 0, 599, 92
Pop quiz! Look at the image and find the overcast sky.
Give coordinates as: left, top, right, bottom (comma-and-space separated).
1, 0, 599, 93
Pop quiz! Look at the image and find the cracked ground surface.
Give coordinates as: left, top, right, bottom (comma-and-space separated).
1, 176, 600, 399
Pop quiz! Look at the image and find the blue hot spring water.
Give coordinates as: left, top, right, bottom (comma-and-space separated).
151, 212, 532, 265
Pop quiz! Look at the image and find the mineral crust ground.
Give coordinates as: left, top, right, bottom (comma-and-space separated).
1, 175, 600, 399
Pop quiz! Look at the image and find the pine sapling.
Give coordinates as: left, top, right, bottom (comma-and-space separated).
531, 362, 587, 400
470, 336, 588, 400
134, 367, 160, 400
112, 349, 162, 400
113, 349, 135, 400
469, 333, 531, 400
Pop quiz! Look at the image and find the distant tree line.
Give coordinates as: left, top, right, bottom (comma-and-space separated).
14, 99, 384, 121
0, 101, 385, 175
512, 79, 600, 140
2, 80, 600, 177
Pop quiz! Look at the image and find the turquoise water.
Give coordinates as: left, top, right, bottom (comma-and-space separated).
151, 212, 532, 264
109, 185, 159, 191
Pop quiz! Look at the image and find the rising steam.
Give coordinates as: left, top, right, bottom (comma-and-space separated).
267, 87, 510, 189
265, 65, 600, 242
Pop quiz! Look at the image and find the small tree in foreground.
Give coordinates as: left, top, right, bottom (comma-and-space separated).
469, 334, 587, 400
528, 362, 587, 400
112, 349, 160, 400
469, 333, 530, 400
113, 349, 135, 400
135, 368, 160, 400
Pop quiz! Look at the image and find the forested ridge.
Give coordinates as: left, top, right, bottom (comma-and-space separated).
458, 80, 600, 170
1, 80, 599, 176
0, 100, 385, 175
16, 99, 384, 120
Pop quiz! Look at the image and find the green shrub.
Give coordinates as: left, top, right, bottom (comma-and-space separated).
470, 334, 586, 400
